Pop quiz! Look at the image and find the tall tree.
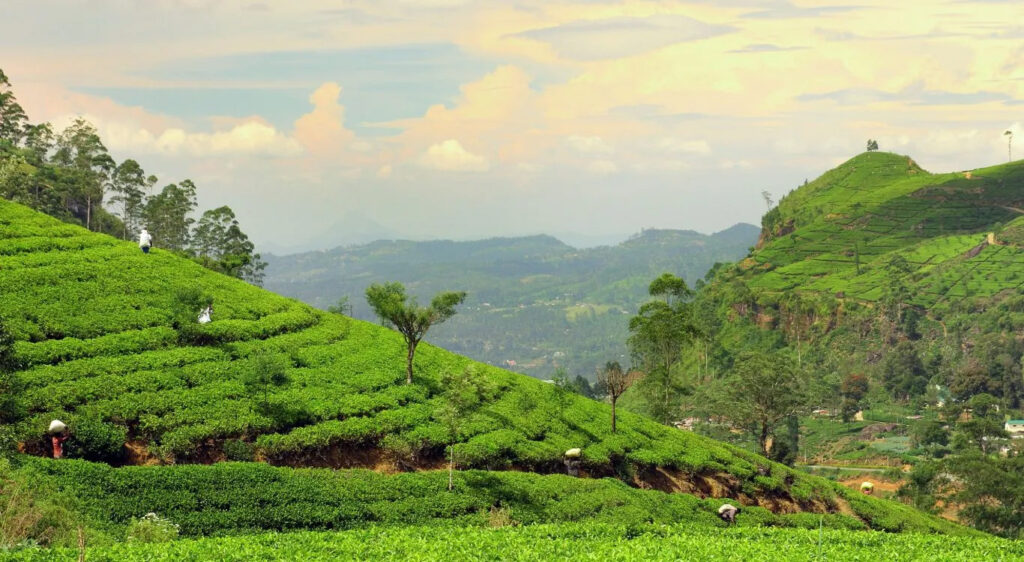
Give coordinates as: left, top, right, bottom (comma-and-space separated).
596, 360, 640, 433
0, 69, 28, 146
109, 159, 153, 240
628, 273, 700, 424
53, 118, 114, 230
365, 282, 466, 385
701, 351, 807, 456
191, 205, 267, 284
1005, 130, 1014, 162
144, 180, 197, 251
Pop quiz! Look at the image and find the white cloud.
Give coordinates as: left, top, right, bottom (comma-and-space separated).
657, 138, 711, 155
565, 135, 613, 154
93, 117, 302, 157
419, 139, 490, 171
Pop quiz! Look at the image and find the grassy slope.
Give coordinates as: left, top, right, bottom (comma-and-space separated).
750, 152, 1024, 308
0, 199, 961, 533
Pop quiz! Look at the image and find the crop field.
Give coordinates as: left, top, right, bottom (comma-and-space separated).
748, 153, 1024, 307
9, 522, 1022, 562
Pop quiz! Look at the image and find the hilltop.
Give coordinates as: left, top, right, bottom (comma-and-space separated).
0, 198, 965, 539
264, 225, 758, 377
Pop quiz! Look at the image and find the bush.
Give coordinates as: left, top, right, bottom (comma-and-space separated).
70, 418, 126, 463
222, 440, 254, 462
126, 513, 179, 543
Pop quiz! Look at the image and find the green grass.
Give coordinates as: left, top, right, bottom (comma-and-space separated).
8, 522, 1018, 562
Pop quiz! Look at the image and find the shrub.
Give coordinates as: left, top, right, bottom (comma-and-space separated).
126, 513, 179, 543
221, 440, 254, 462
70, 418, 126, 463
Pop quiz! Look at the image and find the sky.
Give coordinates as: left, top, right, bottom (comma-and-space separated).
2, 0, 1022, 253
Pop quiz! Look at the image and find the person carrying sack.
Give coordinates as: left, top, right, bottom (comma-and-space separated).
139, 228, 153, 253
49, 420, 69, 459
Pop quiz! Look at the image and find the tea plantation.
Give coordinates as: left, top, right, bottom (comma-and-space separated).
9, 522, 1021, 562
751, 152, 1024, 308
0, 197, 975, 550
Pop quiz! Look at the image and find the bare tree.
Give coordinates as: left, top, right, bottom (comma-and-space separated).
761, 190, 774, 209
1006, 130, 1014, 162
597, 361, 641, 433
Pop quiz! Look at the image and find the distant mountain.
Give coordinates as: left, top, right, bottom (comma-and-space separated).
264, 225, 759, 378
261, 211, 407, 254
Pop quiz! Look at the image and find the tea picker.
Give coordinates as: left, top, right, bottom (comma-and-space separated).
138, 228, 153, 254
48, 419, 69, 459
718, 503, 740, 525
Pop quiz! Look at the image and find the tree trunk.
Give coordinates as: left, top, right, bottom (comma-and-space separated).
405, 341, 416, 385
448, 443, 454, 491
759, 422, 770, 457
86, 196, 92, 231
611, 396, 617, 433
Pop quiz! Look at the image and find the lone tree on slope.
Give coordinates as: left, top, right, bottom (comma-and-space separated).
597, 361, 641, 433
866, 139, 879, 152
366, 282, 466, 385
1005, 130, 1014, 162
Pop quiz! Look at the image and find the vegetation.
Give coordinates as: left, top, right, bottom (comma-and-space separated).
264, 226, 757, 378
365, 282, 466, 385
0, 68, 265, 284
10, 522, 1021, 562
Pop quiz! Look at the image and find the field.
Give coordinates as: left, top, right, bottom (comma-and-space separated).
8, 522, 1022, 562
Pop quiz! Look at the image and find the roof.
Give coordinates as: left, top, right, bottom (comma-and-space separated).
1006, 420, 1024, 425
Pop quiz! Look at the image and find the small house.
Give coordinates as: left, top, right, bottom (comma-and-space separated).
1006, 420, 1024, 438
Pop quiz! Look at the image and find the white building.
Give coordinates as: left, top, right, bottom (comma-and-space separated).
1005, 420, 1024, 438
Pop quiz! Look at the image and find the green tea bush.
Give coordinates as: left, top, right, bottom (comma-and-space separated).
70, 418, 126, 463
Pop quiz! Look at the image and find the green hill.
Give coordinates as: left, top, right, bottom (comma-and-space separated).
751, 152, 1023, 306
0, 198, 965, 539
263, 225, 758, 378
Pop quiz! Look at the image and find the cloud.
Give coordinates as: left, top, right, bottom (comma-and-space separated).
513, 14, 734, 61
798, 85, 1016, 106
743, 2, 864, 19
105, 119, 302, 157
729, 43, 806, 53
565, 135, 612, 154
657, 138, 712, 155
293, 82, 356, 155
419, 139, 489, 171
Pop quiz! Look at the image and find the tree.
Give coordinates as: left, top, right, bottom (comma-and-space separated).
1005, 130, 1014, 162
0, 69, 28, 145
596, 361, 640, 433
944, 452, 1024, 538
109, 159, 153, 240
53, 118, 114, 231
628, 273, 700, 425
365, 282, 466, 385
191, 205, 267, 284
243, 352, 291, 415
435, 366, 493, 490
761, 190, 774, 209
840, 373, 869, 422
327, 296, 353, 316
703, 352, 807, 456
866, 139, 879, 151
143, 180, 197, 251
953, 393, 1008, 455
882, 341, 927, 400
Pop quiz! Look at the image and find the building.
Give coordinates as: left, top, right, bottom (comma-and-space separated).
1005, 420, 1024, 438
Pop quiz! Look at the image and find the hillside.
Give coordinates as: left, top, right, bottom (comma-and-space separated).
686, 152, 1024, 473
0, 198, 964, 537
263, 225, 758, 378
751, 152, 1023, 306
